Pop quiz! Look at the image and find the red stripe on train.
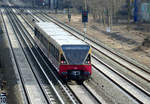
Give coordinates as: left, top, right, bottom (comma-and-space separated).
59, 65, 92, 74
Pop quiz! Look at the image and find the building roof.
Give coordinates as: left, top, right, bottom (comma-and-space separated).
35, 22, 86, 46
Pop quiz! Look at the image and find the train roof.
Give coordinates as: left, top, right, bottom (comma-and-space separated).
35, 22, 87, 46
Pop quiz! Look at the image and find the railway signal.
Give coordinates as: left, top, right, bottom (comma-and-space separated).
82, 0, 88, 40
68, 13, 71, 22
82, 10, 88, 23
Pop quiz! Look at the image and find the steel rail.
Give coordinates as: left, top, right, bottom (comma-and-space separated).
93, 55, 150, 103
1, 8, 31, 104
6, 8, 54, 104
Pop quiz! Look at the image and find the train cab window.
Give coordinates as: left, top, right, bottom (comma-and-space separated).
62, 45, 90, 65
60, 54, 67, 64
49, 43, 59, 61
85, 54, 91, 64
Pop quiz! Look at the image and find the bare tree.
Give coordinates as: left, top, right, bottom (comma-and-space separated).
66, 0, 127, 28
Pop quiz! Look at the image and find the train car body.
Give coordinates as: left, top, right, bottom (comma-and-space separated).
34, 22, 92, 81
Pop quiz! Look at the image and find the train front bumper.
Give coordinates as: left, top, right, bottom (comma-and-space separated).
61, 70, 91, 80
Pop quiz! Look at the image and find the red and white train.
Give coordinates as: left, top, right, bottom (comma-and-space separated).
34, 22, 92, 81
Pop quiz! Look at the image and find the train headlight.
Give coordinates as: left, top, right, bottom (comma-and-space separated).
61, 60, 67, 64
85, 61, 90, 64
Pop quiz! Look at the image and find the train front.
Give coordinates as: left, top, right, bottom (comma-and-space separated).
59, 45, 92, 81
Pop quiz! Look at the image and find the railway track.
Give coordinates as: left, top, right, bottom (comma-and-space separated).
7, 8, 94, 104
5, 7, 149, 103
28, 9, 150, 103
93, 55, 150, 103
2, 2, 150, 103
0, 8, 30, 104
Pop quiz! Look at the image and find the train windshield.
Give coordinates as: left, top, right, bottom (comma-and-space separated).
62, 45, 90, 65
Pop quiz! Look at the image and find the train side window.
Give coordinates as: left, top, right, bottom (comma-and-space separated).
51, 44, 54, 56
43, 36, 46, 47
40, 35, 42, 42
38, 31, 40, 38
35, 28, 37, 36
45, 39, 48, 50
56, 49, 59, 61
45, 38, 49, 50
49, 43, 52, 52
54, 48, 56, 57
37, 30, 40, 38
35, 28, 40, 37
42, 35, 43, 43
38, 32, 41, 40
54, 47, 58, 60
49, 43, 59, 61
49, 43, 53, 54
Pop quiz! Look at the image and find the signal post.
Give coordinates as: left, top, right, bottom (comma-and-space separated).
82, 0, 88, 40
